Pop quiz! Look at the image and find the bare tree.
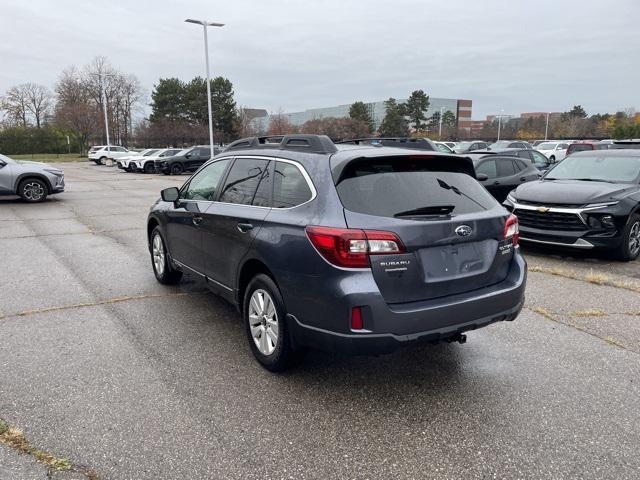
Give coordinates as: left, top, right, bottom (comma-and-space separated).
55, 67, 100, 154
1, 84, 30, 127
267, 110, 297, 135
24, 83, 53, 128
82, 56, 143, 146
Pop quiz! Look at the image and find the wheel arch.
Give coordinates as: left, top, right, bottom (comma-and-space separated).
236, 258, 278, 313
14, 173, 53, 193
147, 216, 162, 250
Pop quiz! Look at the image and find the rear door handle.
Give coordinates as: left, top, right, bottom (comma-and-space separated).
237, 222, 254, 233
493, 181, 500, 185
192, 216, 203, 226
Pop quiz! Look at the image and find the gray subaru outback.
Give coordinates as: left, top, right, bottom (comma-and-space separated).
0, 153, 65, 202
147, 135, 526, 371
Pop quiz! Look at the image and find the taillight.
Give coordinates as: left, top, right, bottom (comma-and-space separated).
504, 214, 519, 246
305, 226, 405, 268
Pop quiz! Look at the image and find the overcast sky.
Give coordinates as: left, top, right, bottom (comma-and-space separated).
1, 0, 638, 119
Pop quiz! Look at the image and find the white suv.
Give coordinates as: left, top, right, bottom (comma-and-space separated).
117, 149, 159, 172
88, 146, 131, 165
132, 148, 183, 173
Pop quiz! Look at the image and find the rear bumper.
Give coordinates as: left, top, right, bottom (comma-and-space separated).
289, 254, 527, 355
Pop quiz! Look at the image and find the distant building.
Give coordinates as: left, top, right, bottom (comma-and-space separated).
249, 97, 473, 133
520, 112, 562, 120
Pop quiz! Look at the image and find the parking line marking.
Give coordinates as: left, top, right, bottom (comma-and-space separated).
6, 291, 207, 319
527, 306, 636, 354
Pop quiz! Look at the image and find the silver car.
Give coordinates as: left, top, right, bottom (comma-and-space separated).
0, 153, 65, 202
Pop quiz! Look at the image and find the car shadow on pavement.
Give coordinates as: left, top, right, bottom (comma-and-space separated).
521, 243, 615, 263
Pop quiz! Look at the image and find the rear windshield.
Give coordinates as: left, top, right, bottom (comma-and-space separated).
335, 157, 497, 218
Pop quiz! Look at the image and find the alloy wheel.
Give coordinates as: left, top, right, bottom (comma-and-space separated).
248, 289, 279, 356
23, 182, 45, 201
629, 222, 640, 257
152, 233, 165, 276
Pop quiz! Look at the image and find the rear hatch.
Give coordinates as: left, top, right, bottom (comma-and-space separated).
334, 155, 513, 304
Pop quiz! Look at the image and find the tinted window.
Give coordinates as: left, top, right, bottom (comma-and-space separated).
273, 161, 313, 208
336, 158, 496, 218
219, 158, 270, 205
514, 159, 528, 171
569, 144, 593, 153
476, 159, 497, 178
517, 150, 532, 159
182, 159, 230, 201
496, 158, 516, 177
531, 151, 549, 166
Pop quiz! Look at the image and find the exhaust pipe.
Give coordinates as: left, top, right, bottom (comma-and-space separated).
446, 333, 467, 344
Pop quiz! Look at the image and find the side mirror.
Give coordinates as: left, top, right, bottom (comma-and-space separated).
185, 153, 192, 159
476, 173, 489, 181
161, 187, 180, 202
0, 160, 6, 168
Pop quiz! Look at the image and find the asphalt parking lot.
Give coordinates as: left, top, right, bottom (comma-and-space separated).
1, 162, 640, 480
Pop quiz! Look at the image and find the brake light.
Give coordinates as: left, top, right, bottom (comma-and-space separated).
305, 226, 405, 268
504, 214, 519, 246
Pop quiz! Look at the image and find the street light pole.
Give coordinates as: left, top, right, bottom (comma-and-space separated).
544, 112, 550, 140
91, 73, 114, 164
497, 109, 504, 141
186, 18, 225, 160
438, 106, 444, 140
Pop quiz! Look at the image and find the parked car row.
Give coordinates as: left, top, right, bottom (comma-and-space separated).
88, 145, 225, 175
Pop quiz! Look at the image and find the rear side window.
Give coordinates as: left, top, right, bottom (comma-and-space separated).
335, 157, 496, 218
476, 159, 497, 178
219, 158, 270, 206
496, 158, 516, 176
273, 161, 313, 208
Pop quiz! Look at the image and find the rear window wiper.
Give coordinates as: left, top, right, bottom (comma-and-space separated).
393, 205, 455, 218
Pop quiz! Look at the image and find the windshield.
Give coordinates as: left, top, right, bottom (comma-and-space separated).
489, 141, 511, 149
546, 155, 640, 183
537, 143, 558, 150
143, 149, 159, 156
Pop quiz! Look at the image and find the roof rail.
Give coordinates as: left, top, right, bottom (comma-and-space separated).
338, 137, 437, 151
224, 134, 337, 154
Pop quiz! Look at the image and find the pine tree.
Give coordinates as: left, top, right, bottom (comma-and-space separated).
378, 98, 409, 137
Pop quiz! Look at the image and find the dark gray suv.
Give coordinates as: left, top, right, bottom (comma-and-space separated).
147, 135, 526, 371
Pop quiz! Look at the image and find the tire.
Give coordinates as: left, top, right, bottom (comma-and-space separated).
171, 163, 184, 175
243, 274, 301, 372
18, 178, 48, 203
150, 227, 183, 284
144, 162, 155, 174
99, 156, 107, 165
613, 214, 640, 261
